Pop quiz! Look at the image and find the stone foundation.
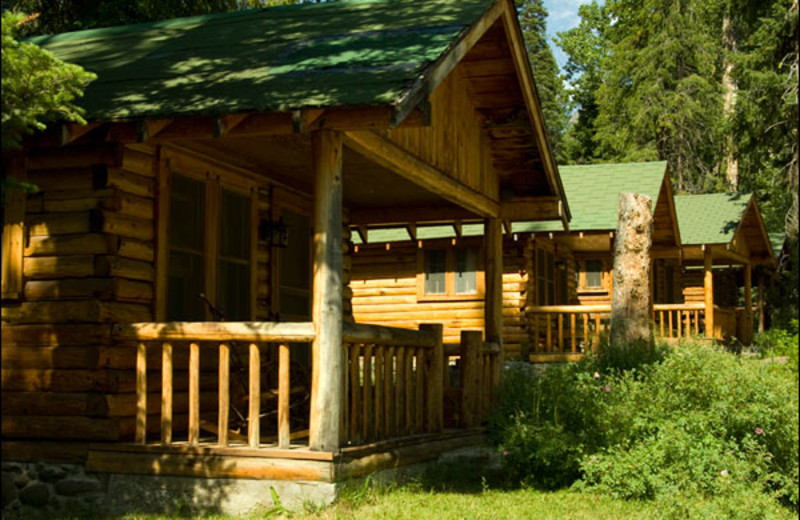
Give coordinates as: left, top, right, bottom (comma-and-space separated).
1, 461, 336, 518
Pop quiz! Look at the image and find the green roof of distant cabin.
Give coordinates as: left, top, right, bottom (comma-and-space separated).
28, 0, 495, 121
674, 192, 751, 245
521, 161, 668, 233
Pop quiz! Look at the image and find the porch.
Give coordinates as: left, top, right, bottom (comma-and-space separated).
85, 320, 497, 481
526, 302, 753, 362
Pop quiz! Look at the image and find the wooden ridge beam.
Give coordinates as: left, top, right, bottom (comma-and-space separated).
343, 131, 499, 218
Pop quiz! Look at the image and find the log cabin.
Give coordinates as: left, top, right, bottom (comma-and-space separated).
351, 160, 682, 362
0, 0, 571, 512
674, 192, 775, 345
351, 163, 779, 363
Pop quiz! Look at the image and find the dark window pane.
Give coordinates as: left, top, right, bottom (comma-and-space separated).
585, 260, 603, 288
537, 248, 545, 277
424, 249, 446, 294
220, 189, 250, 259
167, 250, 205, 321
556, 261, 568, 304
455, 248, 478, 294
167, 174, 205, 321
218, 189, 251, 320
170, 174, 205, 251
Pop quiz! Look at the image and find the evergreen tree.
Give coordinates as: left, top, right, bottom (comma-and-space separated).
556, 1, 609, 164
515, 0, 569, 156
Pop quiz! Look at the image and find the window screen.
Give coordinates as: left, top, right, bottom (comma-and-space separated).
167, 174, 206, 321
217, 189, 251, 320
454, 248, 478, 294
424, 249, 447, 294
585, 260, 603, 288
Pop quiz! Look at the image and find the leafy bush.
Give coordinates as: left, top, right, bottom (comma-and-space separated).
488, 361, 608, 489
490, 343, 799, 516
753, 320, 799, 375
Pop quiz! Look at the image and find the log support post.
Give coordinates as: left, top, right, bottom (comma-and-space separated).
743, 262, 752, 344
421, 323, 444, 433
309, 130, 344, 452
460, 330, 482, 428
757, 270, 766, 333
484, 218, 504, 392
704, 247, 714, 338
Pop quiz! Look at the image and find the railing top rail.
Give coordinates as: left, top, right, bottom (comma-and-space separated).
653, 303, 706, 311
342, 322, 437, 348
113, 321, 316, 342
527, 304, 612, 313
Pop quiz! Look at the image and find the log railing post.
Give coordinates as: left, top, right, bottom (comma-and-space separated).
161, 342, 173, 445
309, 129, 344, 452
460, 330, 482, 428
248, 342, 260, 448
135, 342, 147, 444
188, 342, 200, 446
218, 343, 230, 447
278, 343, 290, 449
421, 324, 443, 433
485, 217, 504, 388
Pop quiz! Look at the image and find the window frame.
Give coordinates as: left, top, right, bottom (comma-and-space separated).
577, 257, 608, 293
156, 148, 259, 321
416, 240, 485, 302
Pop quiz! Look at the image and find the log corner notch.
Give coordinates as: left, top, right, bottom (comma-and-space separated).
609, 193, 655, 362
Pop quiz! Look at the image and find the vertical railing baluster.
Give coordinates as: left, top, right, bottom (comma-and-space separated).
668, 310, 674, 338
362, 345, 373, 442
161, 342, 173, 445
385, 346, 395, 438
349, 344, 360, 443
570, 313, 577, 353
188, 342, 200, 446
396, 346, 406, 435
248, 343, 260, 448
415, 346, 425, 433
278, 343, 290, 449
218, 343, 230, 447
546, 313, 553, 352
583, 313, 589, 353
557, 314, 564, 353
404, 347, 414, 435
135, 342, 147, 444
374, 346, 384, 441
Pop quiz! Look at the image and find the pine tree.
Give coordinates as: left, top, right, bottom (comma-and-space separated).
515, 0, 569, 155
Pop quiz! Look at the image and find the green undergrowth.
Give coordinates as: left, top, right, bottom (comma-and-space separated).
489, 338, 799, 520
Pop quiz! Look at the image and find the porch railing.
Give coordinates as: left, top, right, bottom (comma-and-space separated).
526, 303, 740, 356
341, 322, 444, 445
113, 321, 315, 449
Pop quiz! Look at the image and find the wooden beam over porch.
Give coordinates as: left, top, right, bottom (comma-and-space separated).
343, 131, 500, 218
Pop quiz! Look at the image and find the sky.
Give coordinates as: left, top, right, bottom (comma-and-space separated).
542, 0, 595, 72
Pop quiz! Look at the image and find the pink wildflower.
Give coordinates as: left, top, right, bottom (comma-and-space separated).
503, 450, 509, 457
603, 385, 611, 393
720, 469, 729, 476
755, 428, 764, 435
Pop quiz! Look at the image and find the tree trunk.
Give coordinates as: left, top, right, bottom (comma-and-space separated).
722, 11, 739, 191
608, 193, 654, 367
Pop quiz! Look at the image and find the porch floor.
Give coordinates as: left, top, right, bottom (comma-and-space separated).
86, 428, 486, 483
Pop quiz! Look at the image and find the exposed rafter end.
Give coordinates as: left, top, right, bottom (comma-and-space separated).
502, 220, 512, 236
356, 225, 369, 245
406, 223, 417, 241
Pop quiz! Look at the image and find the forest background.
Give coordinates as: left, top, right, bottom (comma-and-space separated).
3, 0, 799, 317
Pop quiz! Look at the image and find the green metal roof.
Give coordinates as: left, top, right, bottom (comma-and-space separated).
674, 192, 751, 245
28, 0, 496, 121
352, 223, 485, 245
768, 232, 786, 259
521, 161, 668, 232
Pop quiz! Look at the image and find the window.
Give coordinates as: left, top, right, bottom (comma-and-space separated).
536, 247, 555, 305
166, 172, 254, 321
418, 246, 483, 300
583, 260, 603, 289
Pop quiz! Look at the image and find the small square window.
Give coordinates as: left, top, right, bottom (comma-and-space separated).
584, 260, 603, 289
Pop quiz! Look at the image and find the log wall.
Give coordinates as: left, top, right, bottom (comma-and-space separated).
350, 237, 527, 357
382, 62, 498, 201
2, 143, 158, 460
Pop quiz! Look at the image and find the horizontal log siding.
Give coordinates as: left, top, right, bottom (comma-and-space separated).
381, 62, 498, 202
2, 144, 159, 458
350, 239, 527, 357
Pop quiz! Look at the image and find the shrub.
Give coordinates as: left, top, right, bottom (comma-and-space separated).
753, 320, 799, 376
580, 344, 799, 511
490, 343, 798, 515
489, 361, 609, 489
